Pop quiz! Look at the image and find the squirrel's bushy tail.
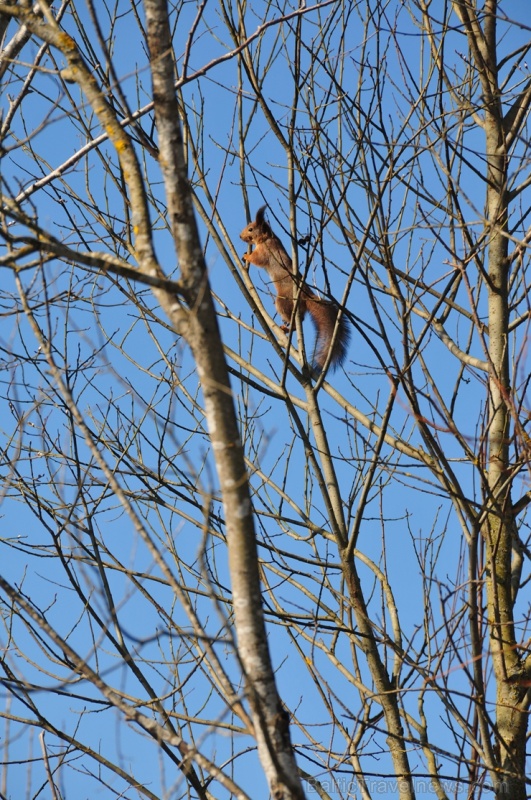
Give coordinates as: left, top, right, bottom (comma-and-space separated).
308, 297, 350, 372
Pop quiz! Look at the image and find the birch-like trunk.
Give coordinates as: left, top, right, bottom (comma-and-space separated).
143, 3, 305, 798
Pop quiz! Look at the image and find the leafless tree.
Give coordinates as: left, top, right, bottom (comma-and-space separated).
1, 2, 530, 799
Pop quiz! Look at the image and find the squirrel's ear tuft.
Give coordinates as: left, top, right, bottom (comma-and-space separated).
255, 205, 267, 223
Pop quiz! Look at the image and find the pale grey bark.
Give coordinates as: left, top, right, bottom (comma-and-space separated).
142, 3, 305, 799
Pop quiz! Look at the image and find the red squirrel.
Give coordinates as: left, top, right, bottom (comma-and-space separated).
240, 206, 350, 372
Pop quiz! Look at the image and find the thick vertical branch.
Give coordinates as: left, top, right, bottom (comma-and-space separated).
341, 555, 415, 800
142, 2, 305, 799
483, 110, 528, 800
453, 2, 530, 796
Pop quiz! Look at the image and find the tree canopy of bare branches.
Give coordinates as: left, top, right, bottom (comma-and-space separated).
1, 1, 531, 799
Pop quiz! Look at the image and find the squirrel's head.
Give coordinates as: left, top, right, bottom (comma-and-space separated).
240, 205, 272, 243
